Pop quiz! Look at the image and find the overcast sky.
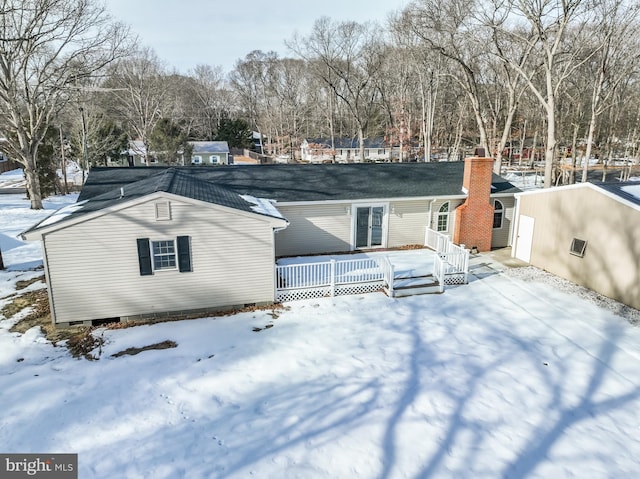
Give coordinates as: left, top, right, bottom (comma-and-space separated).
104, 0, 409, 75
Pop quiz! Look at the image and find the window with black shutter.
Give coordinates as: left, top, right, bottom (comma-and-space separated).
137, 238, 153, 275
177, 236, 192, 272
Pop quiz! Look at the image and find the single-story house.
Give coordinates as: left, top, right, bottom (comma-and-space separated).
300, 138, 419, 163
187, 141, 230, 165
121, 140, 230, 166
124, 140, 154, 166
23, 158, 519, 326
22, 169, 287, 326
512, 181, 640, 311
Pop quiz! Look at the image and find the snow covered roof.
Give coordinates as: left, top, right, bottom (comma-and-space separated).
516, 180, 640, 212
598, 181, 640, 209
189, 141, 229, 154
303, 137, 388, 149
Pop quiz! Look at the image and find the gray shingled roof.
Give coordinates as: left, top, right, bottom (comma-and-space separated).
24, 168, 280, 234
79, 162, 520, 203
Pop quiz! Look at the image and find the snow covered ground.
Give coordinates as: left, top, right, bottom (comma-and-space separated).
2, 176, 640, 478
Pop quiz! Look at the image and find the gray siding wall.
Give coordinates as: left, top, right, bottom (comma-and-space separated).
518, 187, 640, 310
275, 203, 352, 256
491, 196, 515, 248
43, 199, 278, 324
387, 199, 430, 247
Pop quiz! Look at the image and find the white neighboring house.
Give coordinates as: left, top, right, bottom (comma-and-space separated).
300, 138, 419, 163
188, 141, 230, 166
118, 140, 231, 167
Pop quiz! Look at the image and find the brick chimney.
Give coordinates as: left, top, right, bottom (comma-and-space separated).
453, 156, 495, 252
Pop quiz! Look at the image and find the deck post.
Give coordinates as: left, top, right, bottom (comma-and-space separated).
330, 259, 336, 296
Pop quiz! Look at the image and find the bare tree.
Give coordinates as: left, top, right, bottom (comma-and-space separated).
0, 0, 129, 208
290, 17, 385, 162
187, 64, 229, 140
580, 0, 640, 182
108, 48, 167, 165
487, 0, 598, 187
403, 0, 492, 156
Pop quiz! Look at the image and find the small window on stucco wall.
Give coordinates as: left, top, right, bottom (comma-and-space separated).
570, 238, 587, 257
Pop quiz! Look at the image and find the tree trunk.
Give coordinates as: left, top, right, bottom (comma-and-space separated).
0, 246, 5, 270
544, 103, 556, 188
569, 123, 579, 184
358, 127, 365, 163
23, 156, 44, 210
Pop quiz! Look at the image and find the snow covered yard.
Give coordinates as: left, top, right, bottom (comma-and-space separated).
1, 188, 640, 478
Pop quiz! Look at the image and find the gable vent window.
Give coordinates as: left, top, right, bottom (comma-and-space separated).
155, 201, 171, 221
570, 238, 587, 257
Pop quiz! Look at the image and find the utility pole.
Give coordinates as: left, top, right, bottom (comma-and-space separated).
59, 126, 68, 194
79, 107, 89, 183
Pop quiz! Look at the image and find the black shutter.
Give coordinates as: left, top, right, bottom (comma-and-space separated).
137, 238, 153, 276
177, 236, 192, 272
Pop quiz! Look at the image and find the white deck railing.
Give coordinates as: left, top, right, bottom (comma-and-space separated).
275, 258, 384, 302
432, 254, 446, 293
425, 227, 470, 285
380, 256, 395, 297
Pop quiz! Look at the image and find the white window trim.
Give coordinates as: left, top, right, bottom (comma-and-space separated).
493, 199, 504, 230
192, 155, 202, 164
570, 238, 587, 257
437, 202, 450, 233
151, 239, 177, 271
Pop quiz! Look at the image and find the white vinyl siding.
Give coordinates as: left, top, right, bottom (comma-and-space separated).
491, 196, 515, 248
387, 200, 431, 247
275, 204, 352, 256
42, 198, 279, 324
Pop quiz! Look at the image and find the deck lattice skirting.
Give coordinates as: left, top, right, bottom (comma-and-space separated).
275, 229, 470, 302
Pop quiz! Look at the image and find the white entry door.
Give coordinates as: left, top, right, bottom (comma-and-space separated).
515, 215, 535, 263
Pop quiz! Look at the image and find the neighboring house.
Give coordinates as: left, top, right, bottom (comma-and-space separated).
0, 152, 18, 174
512, 181, 640, 311
23, 158, 519, 326
187, 141, 229, 166
125, 140, 159, 166
300, 138, 419, 163
120, 140, 230, 167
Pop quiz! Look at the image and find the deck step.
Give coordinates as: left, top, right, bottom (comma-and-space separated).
387, 275, 442, 297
